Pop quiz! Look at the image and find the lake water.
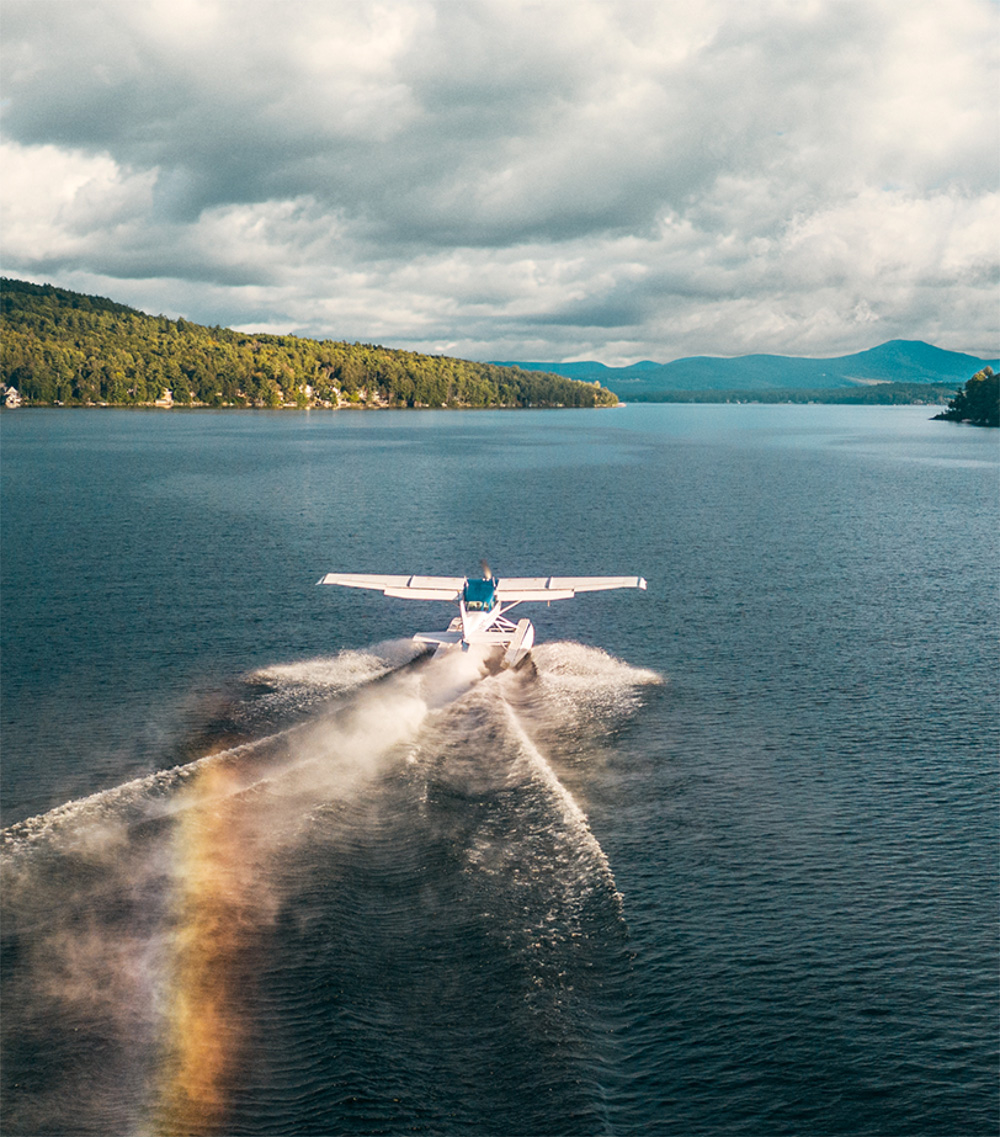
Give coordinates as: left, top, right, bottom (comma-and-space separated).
1, 405, 997, 1136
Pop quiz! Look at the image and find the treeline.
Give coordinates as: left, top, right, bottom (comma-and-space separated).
623, 382, 956, 405
0, 279, 617, 409
933, 367, 999, 427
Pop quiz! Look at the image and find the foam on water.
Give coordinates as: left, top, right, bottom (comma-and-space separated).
237, 640, 425, 723
1, 644, 435, 857
497, 697, 624, 910
520, 642, 662, 725
249, 642, 415, 691
531, 641, 663, 688
2, 640, 655, 1136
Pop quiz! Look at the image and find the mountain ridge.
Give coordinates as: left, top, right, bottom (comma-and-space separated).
493, 341, 1000, 396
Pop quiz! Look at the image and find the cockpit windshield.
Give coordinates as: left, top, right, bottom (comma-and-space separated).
463, 577, 497, 612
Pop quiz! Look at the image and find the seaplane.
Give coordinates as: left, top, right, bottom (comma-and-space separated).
318, 568, 647, 669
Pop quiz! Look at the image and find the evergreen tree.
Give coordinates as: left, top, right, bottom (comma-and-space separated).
934, 367, 999, 427
0, 278, 618, 410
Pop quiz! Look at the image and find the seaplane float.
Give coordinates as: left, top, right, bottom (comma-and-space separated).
318, 569, 647, 669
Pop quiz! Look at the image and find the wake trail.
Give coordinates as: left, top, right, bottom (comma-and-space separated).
496, 694, 625, 913
2, 640, 660, 1137
1, 643, 442, 856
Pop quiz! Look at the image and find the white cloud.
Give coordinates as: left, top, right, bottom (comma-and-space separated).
0, 142, 156, 258
1, 0, 996, 361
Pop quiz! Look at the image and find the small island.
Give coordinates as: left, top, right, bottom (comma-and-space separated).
933, 367, 999, 428
0, 279, 617, 410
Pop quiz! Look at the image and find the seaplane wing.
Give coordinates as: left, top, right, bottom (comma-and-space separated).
317, 573, 464, 601
319, 571, 647, 669
495, 576, 647, 602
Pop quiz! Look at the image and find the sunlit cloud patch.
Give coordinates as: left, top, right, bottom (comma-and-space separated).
2, 0, 996, 361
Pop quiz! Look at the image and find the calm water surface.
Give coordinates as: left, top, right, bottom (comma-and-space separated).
1, 405, 997, 1135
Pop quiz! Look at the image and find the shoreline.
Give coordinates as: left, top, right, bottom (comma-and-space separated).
0, 400, 623, 412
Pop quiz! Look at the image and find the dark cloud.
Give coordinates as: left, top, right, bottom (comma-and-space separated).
2, 0, 996, 361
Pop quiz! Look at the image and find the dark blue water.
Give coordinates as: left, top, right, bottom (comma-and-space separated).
2, 406, 997, 1136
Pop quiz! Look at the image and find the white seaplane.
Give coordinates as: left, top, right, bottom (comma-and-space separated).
318, 569, 647, 669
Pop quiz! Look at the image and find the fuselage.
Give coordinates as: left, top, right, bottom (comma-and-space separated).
459, 577, 501, 641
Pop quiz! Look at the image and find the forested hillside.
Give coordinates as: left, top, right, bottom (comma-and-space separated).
0, 279, 616, 409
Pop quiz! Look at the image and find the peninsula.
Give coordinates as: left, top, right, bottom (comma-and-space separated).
0, 279, 616, 410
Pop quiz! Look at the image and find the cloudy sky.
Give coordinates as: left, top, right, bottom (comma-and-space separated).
2, 0, 997, 363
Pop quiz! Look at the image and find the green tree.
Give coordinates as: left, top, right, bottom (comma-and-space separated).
0, 276, 618, 410
934, 367, 999, 427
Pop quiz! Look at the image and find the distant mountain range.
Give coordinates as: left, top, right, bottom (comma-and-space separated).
493, 341, 999, 397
